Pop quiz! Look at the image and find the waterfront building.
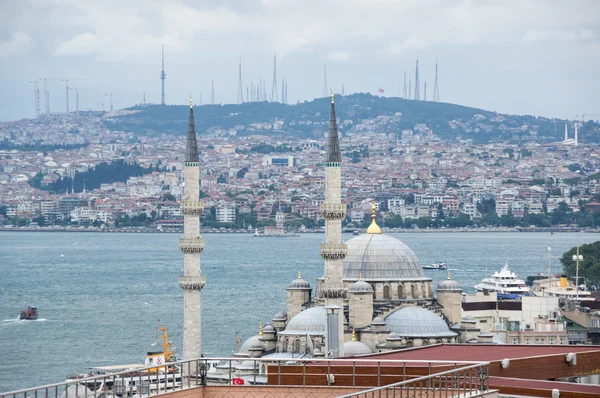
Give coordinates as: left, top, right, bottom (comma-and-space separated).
178, 97, 206, 369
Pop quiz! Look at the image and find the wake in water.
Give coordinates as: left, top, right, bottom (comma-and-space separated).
3, 318, 48, 322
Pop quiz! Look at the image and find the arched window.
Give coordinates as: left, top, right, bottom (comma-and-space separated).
422, 339, 430, 346
398, 285, 404, 299
406, 340, 414, 348
383, 286, 391, 299
284, 337, 290, 352
293, 339, 300, 353
411, 285, 416, 299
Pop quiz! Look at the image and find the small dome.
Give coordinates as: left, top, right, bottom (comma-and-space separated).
262, 323, 276, 333
348, 279, 373, 293
371, 317, 386, 326
386, 332, 402, 341
344, 234, 427, 281
438, 279, 461, 291
272, 312, 288, 321
344, 340, 372, 356
280, 306, 326, 335
288, 276, 310, 289
240, 335, 261, 353
385, 306, 456, 338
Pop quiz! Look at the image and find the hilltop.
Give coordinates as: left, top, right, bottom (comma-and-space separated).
105, 93, 599, 144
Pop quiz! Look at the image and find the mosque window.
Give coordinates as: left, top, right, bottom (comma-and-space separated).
422, 339, 430, 346
406, 340, 414, 348
411, 285, 416, 299
293, 339, 300, 353
383, 286, 391, 299
398, 285, 404, 299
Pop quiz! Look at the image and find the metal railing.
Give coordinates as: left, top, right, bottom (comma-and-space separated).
0, 357, 489, 398
337, 362, 490, 398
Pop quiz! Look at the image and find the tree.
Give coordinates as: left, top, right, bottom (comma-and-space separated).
560, 242, 600, 290
162, 193, 176, 202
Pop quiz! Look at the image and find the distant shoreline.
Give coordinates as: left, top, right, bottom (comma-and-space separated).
0, 227, 595, 234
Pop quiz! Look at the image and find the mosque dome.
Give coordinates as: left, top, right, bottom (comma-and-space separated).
262, 323, 276, 334
437, 279, 461, 291
344, 234, 425, 281
348, 279, 373, 293
239, 335, 261, 353
280, 306, 326, 335
288, 271, 310, 289
272, 312, 288, 322
343, 340, 372, 356
385, 306, 456, 338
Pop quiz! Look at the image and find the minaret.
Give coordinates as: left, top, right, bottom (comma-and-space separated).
178, 95, 206, 371
574, 123, 579, 146
319, 90, 347, 358
564, 122, 568, 141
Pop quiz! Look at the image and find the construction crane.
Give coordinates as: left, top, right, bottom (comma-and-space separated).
61, 78, 90, 114
37, 77, 61, 114
575, 114, 600, 144
104, 92, 141, 112
28, 80, 41, 117
68, 87, 80, 117
97, 103, 105, 112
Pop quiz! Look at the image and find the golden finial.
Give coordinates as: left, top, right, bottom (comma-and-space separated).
189, 94, 193, 108
352, 328, 356, 341
359, 272, 363, 281
496, 301, 499, 311
366, 200, 381, 234
259, 321, 263, 336
298, 270, 301, 279
447, 269, 451, 280
331, 89, 334, 104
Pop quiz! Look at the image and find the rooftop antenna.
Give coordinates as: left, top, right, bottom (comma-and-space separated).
414, 58, 420, 100
433, 59, 440, 102
237, 56, 243, 104
160, 45, 166, 105
403, 70, 407, 98
322, 65, 328, 98
271, 54, 278, 102
211, 79, 215, 105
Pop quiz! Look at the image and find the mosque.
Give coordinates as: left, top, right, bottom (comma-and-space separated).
179, 92, 483, 379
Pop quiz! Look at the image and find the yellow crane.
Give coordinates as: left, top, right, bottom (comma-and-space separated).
575, 114, 600, 144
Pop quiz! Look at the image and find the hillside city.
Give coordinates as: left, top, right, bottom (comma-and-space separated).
1, 101, 599, 232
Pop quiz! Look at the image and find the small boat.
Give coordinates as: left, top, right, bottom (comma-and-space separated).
352, 230, 359, 235
423, 262, 447, 270
20, 306, 38, 320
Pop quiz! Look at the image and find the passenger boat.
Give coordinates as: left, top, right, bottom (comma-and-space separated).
423, 262, 447, 270
19, 306, 38, 320
531, 274, 596, 302
352, 230, 359, 235
474, 263, 533, 296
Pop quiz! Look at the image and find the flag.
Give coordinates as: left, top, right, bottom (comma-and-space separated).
232, 377, 245, 385
378, 88, 384, 93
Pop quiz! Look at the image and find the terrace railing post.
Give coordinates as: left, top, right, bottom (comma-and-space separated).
377, 361, 381, 387
303, 361, 306, 386
353, 361, 356, 387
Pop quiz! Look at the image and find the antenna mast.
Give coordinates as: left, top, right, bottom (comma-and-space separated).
433, 58, 440, 102
160, 45, 166, 105
414, 58, 420, 100
271, 54, 278, 102
237, 56, 243, 104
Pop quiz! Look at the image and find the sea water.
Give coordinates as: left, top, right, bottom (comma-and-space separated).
0, 231, 598, 392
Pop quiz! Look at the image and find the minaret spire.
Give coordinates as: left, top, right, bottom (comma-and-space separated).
179, 95, 206, 375
319, 89, 347, 358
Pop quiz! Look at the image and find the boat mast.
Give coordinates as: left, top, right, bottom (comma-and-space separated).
546, 232, 553, 297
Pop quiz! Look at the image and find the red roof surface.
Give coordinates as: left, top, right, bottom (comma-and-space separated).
490, 377, 600, 394
362, 344, 600, 362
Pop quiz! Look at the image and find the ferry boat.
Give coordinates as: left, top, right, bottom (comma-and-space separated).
474, 263, 533, 296
423, 262, 447, 270
66, 323, 184, 393
19, 306, 38, 320
531, 274, 596, 302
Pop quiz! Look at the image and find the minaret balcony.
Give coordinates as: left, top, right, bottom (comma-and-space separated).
181, 200, 204, 216
179, 237, 206, 253
178, 275, 206, 291
318, 283, 347, 299
319, 243, 347, 260
320, 203, 346, 220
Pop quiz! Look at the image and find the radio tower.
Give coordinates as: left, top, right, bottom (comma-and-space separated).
433, 59, 440, 102
160, 45, 166, 105
414, 58, 420, 100
211, 79, 215, 105
322, 65, 328, 97
237, 57, 243, 104
271, 54, 278, 103
403, 70, 407, 98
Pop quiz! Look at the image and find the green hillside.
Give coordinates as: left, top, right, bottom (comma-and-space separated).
105, 93, 599, 144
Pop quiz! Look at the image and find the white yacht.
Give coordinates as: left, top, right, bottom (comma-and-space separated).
474, 263, 533, 296
532, 275, 595, 302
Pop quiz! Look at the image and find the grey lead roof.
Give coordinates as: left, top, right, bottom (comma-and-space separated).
385, 306, 457, 338
186, 107, 199, 163
326, 101, 341, 163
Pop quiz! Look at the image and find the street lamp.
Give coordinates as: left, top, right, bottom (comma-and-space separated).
572, 247, 583, 301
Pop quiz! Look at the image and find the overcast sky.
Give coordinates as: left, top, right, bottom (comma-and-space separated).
1, 0, 599, 122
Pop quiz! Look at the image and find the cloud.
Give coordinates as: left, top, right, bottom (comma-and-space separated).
522, 29, 596, 43
326, 51, 352, 62
54, 32, 101, 56
0, 32, 35, 58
